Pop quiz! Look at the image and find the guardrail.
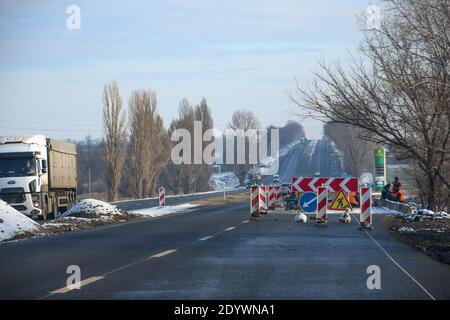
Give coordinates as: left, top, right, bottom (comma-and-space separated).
377, 199, 411, 214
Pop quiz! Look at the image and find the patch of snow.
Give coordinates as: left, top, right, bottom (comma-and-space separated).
60, 199, 125, 219
372, 206, 400, 214
398, 226, 416, 233
0, 199, 46, 241
129, 203, 199, 218
209, 171, 240, 190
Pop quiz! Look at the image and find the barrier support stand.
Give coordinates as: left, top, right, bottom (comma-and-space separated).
359, 187, 373, 231
250, 185, 259, 217
315, 186, 328, 227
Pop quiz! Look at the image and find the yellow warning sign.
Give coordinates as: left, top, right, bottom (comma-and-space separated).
329, 191, 353, 211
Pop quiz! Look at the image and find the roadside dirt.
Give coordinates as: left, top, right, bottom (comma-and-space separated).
191, 192, 248, 206
43, 213, 141, 234
383, 215, 450, 265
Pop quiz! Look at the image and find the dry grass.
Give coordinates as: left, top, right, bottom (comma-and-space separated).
383, 215, 450, 265
192, 192, 248, 206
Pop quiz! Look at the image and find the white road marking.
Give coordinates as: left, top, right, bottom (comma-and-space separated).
150, 249, 176, 258
50, 276, 104, 294
199, 236, 213, 241
39, 216, 249, 299
351, 216, 436, 300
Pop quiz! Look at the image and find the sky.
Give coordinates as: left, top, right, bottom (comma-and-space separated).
0, 0, 379, 141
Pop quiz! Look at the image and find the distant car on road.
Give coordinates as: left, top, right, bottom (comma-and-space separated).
272, 174, 280, 184
281, 183, 291, 198
246, 179, 258, 189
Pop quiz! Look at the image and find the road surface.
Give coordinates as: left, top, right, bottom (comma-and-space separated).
1, 200, 450, 299
276, 138, 344, 184
2, 138, 449, 300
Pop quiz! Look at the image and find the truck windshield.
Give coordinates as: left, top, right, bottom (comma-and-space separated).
0, 158, 36, 177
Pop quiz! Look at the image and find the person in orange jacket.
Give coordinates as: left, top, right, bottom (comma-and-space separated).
390, 177, 405, 202
349, 192, 359, 207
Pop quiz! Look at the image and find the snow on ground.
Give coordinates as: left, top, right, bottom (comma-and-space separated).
0, 200, 47, 242
129, 204, 200, 218
209, 171, 240, 190
372, 206, 401, 214
60, 199, 125, 220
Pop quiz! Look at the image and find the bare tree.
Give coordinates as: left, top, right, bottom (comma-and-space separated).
128, 89, 169, 199
324, 122, 375, 177
289, 0, 450, 209
102, 81, 127, 202
191, 98, 214, 192
229, 110, 260, 184
172, 99, 196, 194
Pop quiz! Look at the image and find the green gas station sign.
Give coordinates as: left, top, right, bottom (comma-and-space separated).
373, 147, 386, 192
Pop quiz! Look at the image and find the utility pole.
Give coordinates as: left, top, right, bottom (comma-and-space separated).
87, 135, 92, 195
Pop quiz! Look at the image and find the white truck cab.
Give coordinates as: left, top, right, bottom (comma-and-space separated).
0, 135, 77, 219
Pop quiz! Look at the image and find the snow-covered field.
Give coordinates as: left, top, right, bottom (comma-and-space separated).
130, 204, 199, 218
0, 200, 47, 242
209, 171, 240, 190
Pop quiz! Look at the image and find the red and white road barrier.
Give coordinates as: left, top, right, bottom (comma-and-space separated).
360, 187, 372, 227
316, 186, 328, 222
291, 177, 358, 193
159, 186, 165, 206
250, 185, 259, 215
259, 185, 268, 213
275, 186, 281, 205
268, 185, 275, 209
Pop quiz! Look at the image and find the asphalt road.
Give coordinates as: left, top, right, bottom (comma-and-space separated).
276, 138, 344, 184
1, 200, 450, 300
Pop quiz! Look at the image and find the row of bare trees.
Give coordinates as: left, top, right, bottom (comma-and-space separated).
323, 122, 375, 177
102, 82, 215, 201
290, 0, 449, 209
160, 98, 214, 194
102, 82, 169, 201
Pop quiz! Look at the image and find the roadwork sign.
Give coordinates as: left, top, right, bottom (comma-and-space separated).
291, 177, 358, 193
329, 191, 352, 211
299, 192, 317, 213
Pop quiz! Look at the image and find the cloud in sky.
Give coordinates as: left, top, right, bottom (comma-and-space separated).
0, 0, 377, 140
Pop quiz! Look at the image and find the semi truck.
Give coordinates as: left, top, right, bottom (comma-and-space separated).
0, 135, 77, 219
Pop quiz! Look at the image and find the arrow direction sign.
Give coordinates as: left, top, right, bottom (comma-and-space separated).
291, 177, 359, 193
299, 192, 317, 213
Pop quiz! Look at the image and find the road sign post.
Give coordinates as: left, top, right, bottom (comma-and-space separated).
259, 185, 268, 214
159, 186, 165, 207
359, 187, 373, 230
250, 185, 259, 216
316, 187, 328, 226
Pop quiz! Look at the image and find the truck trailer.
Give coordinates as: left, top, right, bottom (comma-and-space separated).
0, 135, 77, 219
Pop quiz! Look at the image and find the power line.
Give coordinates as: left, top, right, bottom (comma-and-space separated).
0, 126, 102, 133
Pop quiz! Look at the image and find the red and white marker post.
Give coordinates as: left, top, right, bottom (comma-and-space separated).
275, 185, 281, 206
268, 185, 275, 209
316, 186, 328, 226
359, 187, 373, 230
250, 185, 259, 216
259, 185, 268, 214
159, 186, 165, 207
